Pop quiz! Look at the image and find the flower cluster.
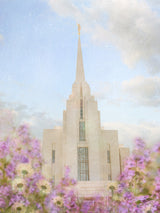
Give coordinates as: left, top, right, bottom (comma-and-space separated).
108, 138, 160, 212
1, 123, 160, 212
46, 166, 80, 212
0, 124, 50, 212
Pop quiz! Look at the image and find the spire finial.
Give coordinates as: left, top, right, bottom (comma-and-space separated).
78, 24, 81, 36
75, 24, 85, 83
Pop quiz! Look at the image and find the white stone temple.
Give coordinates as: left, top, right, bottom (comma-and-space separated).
42, 25, 129, 196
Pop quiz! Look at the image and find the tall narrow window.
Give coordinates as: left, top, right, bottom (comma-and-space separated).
78, 147, 89, 181
52, 150, 55, 163
108, 174, 112, 181
52, 176, 55, 185
107, 150, 110, 163
79, 121, 85, 141
80, 99, 83, 119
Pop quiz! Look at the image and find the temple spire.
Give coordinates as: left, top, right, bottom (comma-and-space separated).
76, 24, 85, 83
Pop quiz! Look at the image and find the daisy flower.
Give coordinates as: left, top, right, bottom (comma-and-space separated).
16, 163, 33, 177
12, 178, 25, 192
53, 196, 64, 208
12, 202, 26, 213
37, 179, 51, 194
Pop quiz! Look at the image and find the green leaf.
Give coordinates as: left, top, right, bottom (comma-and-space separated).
136, 200, 141, 204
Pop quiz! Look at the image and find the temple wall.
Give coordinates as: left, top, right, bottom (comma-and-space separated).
101, 130, 120, 181
42, 129, 63, 184
119, 147, 130, 173
63, 99, 79, 180
85, 98, 102, 181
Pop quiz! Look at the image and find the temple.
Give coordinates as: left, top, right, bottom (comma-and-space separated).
42, 25, 129, 196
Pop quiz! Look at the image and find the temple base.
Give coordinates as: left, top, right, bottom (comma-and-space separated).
75, 181, 108, 197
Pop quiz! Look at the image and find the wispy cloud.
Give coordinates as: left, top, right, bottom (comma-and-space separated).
92, 76, 160, 107
93, 82, 112, 100
148, 0, 160, 7
47, 0, 160, 74
103, 121, 160, 149
0, 97, 60, 140
122, 76, 160, 106
92, 81, 124, 106
48, 0, 80, 17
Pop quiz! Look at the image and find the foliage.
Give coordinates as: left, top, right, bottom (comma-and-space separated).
0, 125, 160, 212
109, 138, 160, 213
0, 125, 49, 212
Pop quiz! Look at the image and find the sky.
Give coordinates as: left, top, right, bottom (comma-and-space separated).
0, 0, 160, 149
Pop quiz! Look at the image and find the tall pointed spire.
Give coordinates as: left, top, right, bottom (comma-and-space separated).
76, 24, 85, 83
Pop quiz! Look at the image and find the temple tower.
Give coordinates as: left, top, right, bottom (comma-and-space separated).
42, 25, 129, 196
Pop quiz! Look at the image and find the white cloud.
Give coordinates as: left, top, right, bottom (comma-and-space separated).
47, 0, 160, 73
0, 98, 60, 140
0, 109, 15, 139
93, 82, 112, 100
103, 121, 160, 150
122, 76, 160, 106
148, 0, 160, 7
92, 81, 124, 106
21, 111, 61, 139
48, 0, 81, 17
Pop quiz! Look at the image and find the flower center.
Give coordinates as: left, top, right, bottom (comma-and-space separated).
17, 183, 23, 188
17, 207, 22, 211
57, 201, 61, 205
41, 185, 47, 190
22, 170, 28, 175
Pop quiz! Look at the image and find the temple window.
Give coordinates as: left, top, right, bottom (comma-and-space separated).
107, 150, 110, 163
79, 121, 85, 141
80, 99, 83, 119
52, 150, 55, 163
108, 174, 112, 181
78, 147, 89, 181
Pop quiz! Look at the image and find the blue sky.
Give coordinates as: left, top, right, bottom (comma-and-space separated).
0, 0, 160, 149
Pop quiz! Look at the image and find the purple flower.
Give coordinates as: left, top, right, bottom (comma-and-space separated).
64, 166, 70, 178
0, 185, 11, 197
36, 202, 42, 210
0, 139, 10, 158
5, 162, 16, 179
18, 124, 30, 140
0, 197, 6, 208
9, 193, 30, 206
135, 138, 145, 150
153, 143, 160, 153
21, 155, 29, 163
135, 195, 149, 202
81, 200, 92, 213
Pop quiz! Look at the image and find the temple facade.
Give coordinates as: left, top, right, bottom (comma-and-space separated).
42, 26, 129, 196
